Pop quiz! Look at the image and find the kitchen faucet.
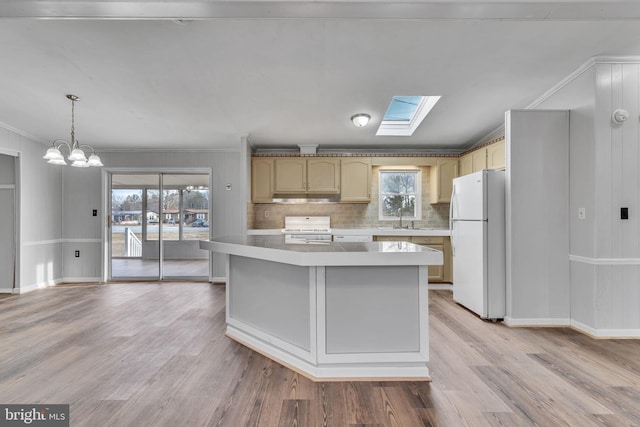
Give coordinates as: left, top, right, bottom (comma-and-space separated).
395, 208, 408, 229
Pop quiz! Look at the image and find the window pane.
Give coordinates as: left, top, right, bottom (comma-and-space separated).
162, 189, 180, 241
379, 170, 420, 220
383, 96, 424, 122
146, 189, 160, 241
381, 172, 416, 194
381, 195, 417, 218
111, 189, 143, 257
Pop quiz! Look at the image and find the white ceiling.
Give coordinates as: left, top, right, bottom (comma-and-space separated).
1, 1, 640, 152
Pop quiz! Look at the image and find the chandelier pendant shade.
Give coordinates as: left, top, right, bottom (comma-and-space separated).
43, 94, 103, 168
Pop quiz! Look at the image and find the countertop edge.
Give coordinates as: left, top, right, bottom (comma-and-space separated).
246, 228, 451, 237
200, 239, 444, 267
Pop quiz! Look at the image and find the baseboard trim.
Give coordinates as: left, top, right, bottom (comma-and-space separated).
61, 277, 101, 284
503, 317, 571, 327
571, 320, 640, 339
504, 316, 640, 338
569, 254, 640, 265
18, 279, 63, 293
428, 283, 452, 290
0, 287, 14, 294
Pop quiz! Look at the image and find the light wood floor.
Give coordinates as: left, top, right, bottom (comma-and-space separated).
0, 283, 639, 426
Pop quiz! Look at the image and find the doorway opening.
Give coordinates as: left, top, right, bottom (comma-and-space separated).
0, 153, 17, 293
109, 172, 210, 280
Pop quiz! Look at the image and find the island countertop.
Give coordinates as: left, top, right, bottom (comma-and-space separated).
246, 227, 451, 237
200, 235, 443, 267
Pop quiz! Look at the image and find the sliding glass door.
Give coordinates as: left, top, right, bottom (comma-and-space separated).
160, 174, 210, 278
110, 172, 210, 280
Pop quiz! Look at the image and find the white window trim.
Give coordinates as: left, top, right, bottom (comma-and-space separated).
378, 170, 422, 221
376, 96, 441, 136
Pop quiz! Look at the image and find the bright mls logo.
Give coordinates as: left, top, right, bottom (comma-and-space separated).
0, 405, 69, 426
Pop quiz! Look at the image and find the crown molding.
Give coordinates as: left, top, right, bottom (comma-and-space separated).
0, 121, 49, 146
97, 147, 241, 153
2, 1, 640, 20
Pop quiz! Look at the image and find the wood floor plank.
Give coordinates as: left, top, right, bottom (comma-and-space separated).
1, 286, 640, 426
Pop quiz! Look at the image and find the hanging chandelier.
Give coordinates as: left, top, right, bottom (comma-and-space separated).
43, 94, 103, 168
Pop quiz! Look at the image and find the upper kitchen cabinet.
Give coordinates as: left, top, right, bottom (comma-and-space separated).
459, 153, 473, 176
457, 138, 506, 178
429, 158, 458, 204
486, 139, 506, 170
472, 148, 487, 173
274, 158, 307, 193
251, 158, 274, 203
274, 157, 340, 194
340, 157, 371, 202
307, 158, 341, 193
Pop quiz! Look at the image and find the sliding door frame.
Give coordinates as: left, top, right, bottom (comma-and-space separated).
102, 167, 213, 282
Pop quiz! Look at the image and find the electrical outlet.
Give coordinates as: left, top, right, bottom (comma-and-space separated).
621, 207, 629, 220
92, 209, 97, 216
578, 208, 586, 220
75, 250, 80, 257
265, 210, 269, 218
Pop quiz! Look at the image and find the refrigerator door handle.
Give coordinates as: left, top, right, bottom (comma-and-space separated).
450, 221, 455, 257
449, 184, 455, 257
449, 184, 455, 230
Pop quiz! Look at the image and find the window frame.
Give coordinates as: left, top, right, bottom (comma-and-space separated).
378, 169, 422, 221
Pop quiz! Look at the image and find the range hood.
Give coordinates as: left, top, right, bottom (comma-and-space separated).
272, 193, 340, 203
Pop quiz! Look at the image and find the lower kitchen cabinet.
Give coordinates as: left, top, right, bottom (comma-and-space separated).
375, 235, 452, 283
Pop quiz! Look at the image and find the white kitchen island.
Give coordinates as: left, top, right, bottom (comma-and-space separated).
200, 235, 443, 381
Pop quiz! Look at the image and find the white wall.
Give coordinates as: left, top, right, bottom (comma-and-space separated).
62, 149, 243, 281
0, 126, 64, 292
535, 66, 598, 328
533, 60, 640, 336
590, 63, 640, 335
505, 110, 570, 325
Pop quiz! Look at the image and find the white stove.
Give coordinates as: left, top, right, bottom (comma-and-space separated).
283, 216, 332, 243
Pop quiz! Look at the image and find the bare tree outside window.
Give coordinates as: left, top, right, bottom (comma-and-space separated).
379, 170, 421, 220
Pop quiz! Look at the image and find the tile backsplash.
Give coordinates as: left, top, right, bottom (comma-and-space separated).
249, 166, 450, 229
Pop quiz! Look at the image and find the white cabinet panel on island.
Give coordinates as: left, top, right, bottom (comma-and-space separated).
200, 235, 443, 381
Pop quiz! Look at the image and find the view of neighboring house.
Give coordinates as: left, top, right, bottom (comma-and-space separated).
111, 210, 142, 224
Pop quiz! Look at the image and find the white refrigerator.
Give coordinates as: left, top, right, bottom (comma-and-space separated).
450, 169, 506, 320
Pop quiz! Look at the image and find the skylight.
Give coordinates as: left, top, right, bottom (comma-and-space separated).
376, 95, 441, 136
382, 96, 423, 122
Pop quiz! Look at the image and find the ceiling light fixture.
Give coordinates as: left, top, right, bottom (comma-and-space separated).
351, 113, 371, 127
43, 94, 103, 168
